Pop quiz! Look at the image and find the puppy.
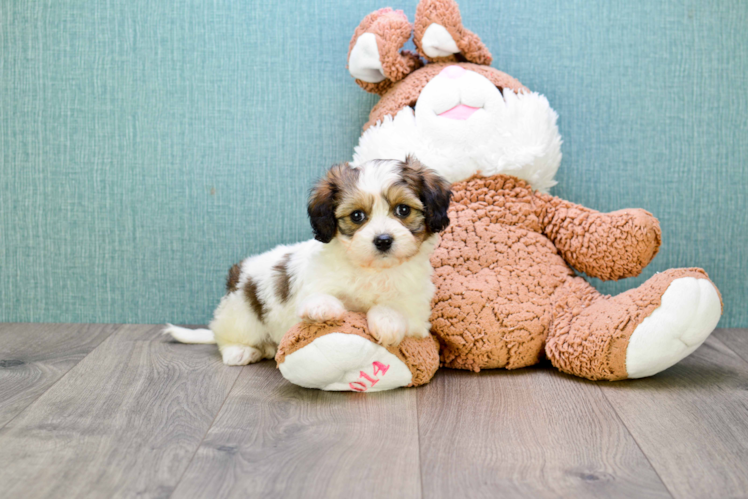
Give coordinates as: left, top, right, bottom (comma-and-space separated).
164, 156, 451, 366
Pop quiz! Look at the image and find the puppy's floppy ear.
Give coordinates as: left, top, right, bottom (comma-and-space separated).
401, 155, 452, 233
308, 169, 339, 244
308, 163, 360, 243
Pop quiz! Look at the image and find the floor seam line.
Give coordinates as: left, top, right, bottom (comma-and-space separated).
598, 385, 674, 499
168, 364, 245, 498
0, 323, 121, 432
712, 331, 748, 367
416, 388, 425, 499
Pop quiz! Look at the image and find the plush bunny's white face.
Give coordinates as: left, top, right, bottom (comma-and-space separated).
352, 65, 564, 193
415, 65, 506, 144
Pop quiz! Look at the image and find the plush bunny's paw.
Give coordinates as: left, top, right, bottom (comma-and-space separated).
276, 312, 440, 392
626, 277, 722, 378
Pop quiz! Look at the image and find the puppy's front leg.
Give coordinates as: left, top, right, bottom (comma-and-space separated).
367, 305, 408, 347
297, 293, 347, 323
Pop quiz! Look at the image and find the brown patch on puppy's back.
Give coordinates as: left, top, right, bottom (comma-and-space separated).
273, 253, 293, 303
226, 262, 242, 293
243, 276, 266, 323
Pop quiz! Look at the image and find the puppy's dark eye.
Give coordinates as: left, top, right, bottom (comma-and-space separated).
394, 204, 411, 218
350, 210, 366, 223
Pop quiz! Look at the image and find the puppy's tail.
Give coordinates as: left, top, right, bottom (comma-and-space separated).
163, 324, 216, 344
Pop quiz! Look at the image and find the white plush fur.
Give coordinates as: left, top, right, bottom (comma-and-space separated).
353, 69, 563, 192
166, 160, 439, 365
626, 277, 722, 378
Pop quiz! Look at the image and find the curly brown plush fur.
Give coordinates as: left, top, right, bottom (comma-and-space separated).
430, 174, 720, 379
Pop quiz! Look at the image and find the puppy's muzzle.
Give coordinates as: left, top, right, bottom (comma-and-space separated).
373, 234, 393, 252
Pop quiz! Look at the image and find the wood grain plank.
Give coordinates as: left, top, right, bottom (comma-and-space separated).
601, 335, 748, 498
0, 324, 241, 498
0, 323, 118, 428
417, 366, 670, 498
172, 361, 421, 498
714, 328, 748, 364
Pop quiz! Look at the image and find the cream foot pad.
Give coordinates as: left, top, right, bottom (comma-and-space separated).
626, 277, 722, 378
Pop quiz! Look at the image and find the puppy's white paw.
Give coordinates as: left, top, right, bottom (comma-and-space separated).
297, 294, 347, 323
408, 319, 432, 339
262, 344, 277, 359
367, 305, 407, 347
221, 345, 263, 366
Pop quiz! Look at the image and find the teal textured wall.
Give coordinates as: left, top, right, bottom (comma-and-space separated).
1, 1, 746, 326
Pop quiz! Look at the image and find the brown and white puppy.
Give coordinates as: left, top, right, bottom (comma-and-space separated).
165, 157, 451, 366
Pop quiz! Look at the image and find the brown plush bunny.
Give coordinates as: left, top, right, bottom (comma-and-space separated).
276, 0, 722, 391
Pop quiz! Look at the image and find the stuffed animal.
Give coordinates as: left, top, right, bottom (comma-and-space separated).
276, 0, 723, 391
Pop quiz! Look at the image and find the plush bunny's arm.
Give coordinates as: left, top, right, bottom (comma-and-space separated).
538, 194, 662, 281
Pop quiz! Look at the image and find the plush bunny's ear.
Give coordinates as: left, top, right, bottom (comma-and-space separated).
414, 0, 492, 65
348, 8, 423, 95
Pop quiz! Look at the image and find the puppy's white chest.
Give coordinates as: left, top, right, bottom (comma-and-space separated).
340, 273, 400, 312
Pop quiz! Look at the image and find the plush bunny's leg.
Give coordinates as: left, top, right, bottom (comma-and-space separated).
546, 269, 722, 381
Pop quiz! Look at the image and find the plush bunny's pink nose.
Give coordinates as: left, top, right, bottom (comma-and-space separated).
440, 65, 466, 79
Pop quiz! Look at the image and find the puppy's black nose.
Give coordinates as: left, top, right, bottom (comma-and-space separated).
374, 234, 393, 252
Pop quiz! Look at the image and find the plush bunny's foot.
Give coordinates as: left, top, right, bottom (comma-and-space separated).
279, 333, 413, 392
546, 268, 722, 381
626, 277, 721, 378
276, 313, 440, 392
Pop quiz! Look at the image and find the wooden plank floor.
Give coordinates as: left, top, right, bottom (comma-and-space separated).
0, 324, 746, 498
